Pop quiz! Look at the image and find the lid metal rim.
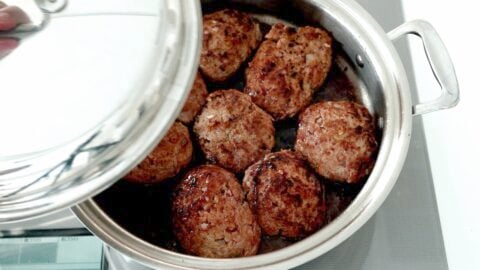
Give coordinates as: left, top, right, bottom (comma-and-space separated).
0, 0, 203, 222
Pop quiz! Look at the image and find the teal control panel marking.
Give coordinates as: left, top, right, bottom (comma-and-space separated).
0, 230, 103, 270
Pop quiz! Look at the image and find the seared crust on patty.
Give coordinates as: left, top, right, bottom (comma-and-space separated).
295, 101, 378, 184
194, 90, 275, 173
125, 122, 192, 184
243, 150, 326, 238
178, 72, 209, 125
245, 23, 332, 120
201, 9, 262, 82
172, 165, 261, 258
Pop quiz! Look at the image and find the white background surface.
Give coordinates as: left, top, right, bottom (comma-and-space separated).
401, 1, 480, 269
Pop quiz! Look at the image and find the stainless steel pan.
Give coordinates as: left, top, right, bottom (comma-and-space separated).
73, 0, 459, 269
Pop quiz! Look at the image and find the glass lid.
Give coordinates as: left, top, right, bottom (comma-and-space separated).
0, 0, 202, 222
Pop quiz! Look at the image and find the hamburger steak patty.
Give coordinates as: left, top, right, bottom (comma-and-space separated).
201, 9, 262, 82
125, 122, 193, 184
172, 165, 261, 258
243, 150, 326, 238
194, 90, 275, 173
178, 72, 209, 125
295, 101, 378, 184
245, 23, 332, 120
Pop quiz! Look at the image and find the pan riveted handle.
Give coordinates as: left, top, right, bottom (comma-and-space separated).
388, 20, 459, 116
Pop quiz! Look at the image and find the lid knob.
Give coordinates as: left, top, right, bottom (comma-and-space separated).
36, 0, 67, 13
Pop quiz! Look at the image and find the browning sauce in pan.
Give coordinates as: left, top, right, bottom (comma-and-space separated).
95, 4, 376, 254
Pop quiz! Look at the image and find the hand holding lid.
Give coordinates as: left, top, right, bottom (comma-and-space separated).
0, 2, 29, 57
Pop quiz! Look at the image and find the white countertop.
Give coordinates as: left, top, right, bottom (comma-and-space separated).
401, 1, 480, 269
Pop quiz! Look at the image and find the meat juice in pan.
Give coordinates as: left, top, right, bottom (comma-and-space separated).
95, 6, 380, 254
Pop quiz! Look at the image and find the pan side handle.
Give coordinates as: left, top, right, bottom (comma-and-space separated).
389, 20, 459, 116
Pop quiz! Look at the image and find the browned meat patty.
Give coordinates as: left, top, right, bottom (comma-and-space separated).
178, 72, 208, 125
243, 150, 326, 238
194, 89, 275, 173
124, 122, 192, 184
172, 165, 261, 258
245, 23, 333, 120
201, 9, 262, 82
295, 101, 378, 184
